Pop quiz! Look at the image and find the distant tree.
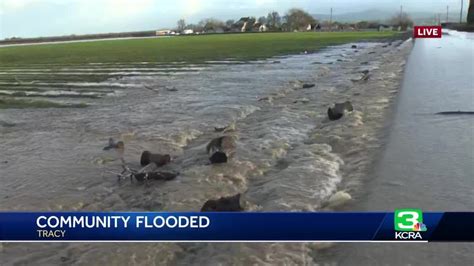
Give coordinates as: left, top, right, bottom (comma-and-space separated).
355, 21, 369, 29
390, 12, 414, 30
237, 17, 256, 32
199, 18, 225, 32
468, 0, 474, 24
186, 23, 203, 32
367, 21, 381, 29
258, 16, 267, 25
177, 19, 186, 32
247, 17, 256, 27
284, 8, 316, 31
266, 11, 282, 29
225, 19, 235, 28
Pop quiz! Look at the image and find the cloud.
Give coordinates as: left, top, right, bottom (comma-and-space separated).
181, 0, 202, 16
0, 0, 47, 14
255, 0, 275, 7
102, 0, 154, 19
1, 0, 36, 11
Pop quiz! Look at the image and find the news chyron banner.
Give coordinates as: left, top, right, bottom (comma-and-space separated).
0, 210, 473, 242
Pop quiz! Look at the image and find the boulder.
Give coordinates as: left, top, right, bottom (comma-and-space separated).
201, 193, 243, 212
351, 72, 370, 82
206, 136, 236, 164
214, 126, 227, 132
293, 98, 310, 104
140, 151, 171, 167
327, 101, 354, 121
351, 45, 357, 49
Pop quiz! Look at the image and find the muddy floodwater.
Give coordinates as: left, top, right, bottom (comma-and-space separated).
1, 40, 413, 264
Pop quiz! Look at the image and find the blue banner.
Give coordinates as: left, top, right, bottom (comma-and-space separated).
0, 212, 472, 242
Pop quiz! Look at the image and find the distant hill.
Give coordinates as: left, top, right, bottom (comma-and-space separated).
312, 9, 468, 24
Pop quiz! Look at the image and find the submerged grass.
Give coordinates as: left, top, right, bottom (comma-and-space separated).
0, 31, 399, 109
0, 32, 397, 65
0, 97, 87, 109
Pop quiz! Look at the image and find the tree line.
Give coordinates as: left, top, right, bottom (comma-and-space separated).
175, 8, 416, 34
177, 9, 316, 33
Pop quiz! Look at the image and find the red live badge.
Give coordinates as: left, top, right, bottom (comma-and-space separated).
413, 26, 442, 38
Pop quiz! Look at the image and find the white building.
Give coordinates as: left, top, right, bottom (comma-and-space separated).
156, 30, 175, 36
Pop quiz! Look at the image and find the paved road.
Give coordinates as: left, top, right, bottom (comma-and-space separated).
323, 30, 474, 265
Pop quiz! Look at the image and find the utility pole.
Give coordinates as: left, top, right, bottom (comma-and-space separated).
399, 5, 403, 30
329, 8, 333, 32
447, 6, 450, 22
460, 0, 464, 23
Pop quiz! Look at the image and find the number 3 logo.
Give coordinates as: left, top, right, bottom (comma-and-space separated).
394, 209, 423, 231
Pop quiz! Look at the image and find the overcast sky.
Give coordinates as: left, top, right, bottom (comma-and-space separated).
0, 0, 467, 38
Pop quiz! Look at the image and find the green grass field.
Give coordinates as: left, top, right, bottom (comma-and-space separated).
0, 31, 397, 65
0, 31, 398, 109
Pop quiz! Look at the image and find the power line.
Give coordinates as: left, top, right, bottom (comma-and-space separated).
447, 5, 449, 23
329, 8, 333, 32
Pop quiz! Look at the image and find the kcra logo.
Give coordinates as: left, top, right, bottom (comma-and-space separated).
394, 209, 427, 240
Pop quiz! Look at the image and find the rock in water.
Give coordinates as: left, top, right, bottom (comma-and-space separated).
103, 138, 122, 150
201, 193, 243, 212
327, 108, 343, 120
302, 83, 316, 89
140, 151, 171, 167
326, 191, 352, 209
351, 45, 357, 49
327, 101, 353, 121
134, 171, 178, 182
206, 136, 236, 164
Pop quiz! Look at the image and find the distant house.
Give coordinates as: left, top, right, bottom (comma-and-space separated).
306, 23, 318, 31
259, 24, 268, 32
183, 29, 194, 35
241, 21, 248, 32
156, 30, 175, 36
378, 24, 393, 32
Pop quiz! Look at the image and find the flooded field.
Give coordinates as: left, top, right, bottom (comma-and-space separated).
1, 40, 411, 264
